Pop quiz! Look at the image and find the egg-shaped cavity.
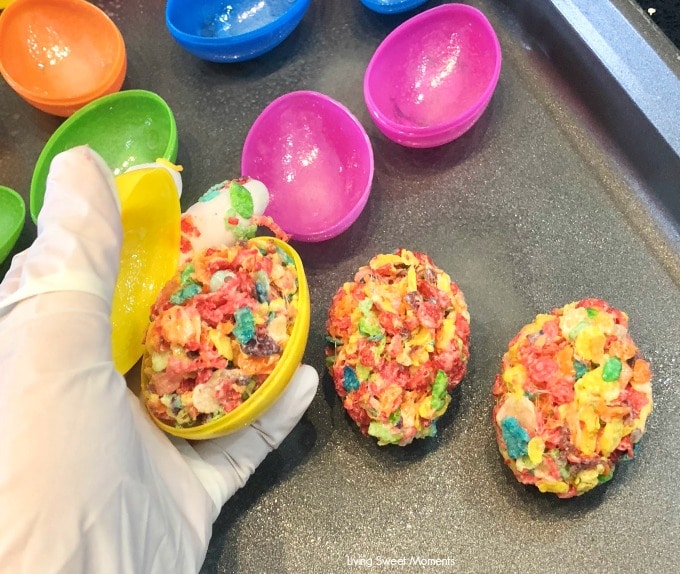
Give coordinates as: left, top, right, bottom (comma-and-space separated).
166, 0, 311, 62
364, 3, 501, 147
0, 0, 126, 116
30, 90, 177, 222
242, 91, 374, 242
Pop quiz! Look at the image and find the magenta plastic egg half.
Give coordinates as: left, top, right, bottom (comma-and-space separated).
241, 91, 374, 242
363, 3, 502, 148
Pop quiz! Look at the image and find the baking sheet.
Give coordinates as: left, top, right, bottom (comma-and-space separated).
1, 1, 680, 572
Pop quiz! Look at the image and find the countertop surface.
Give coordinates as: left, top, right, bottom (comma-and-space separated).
1, 1, 680, 573
635, 0, 680, 48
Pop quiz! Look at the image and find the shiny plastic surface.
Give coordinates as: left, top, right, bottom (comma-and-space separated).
241, 91, 374, 242
0, 186, 25, 264
141, 237, 310, 439
30, 90, 178, 222
364, 3, 502, 147
359, 0, 429, 14
166, 0, 311, 62
0, 0, 126, 116
111, 167, 181, 376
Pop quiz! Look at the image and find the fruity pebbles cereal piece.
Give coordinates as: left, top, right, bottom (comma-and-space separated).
143, 238, 300, 428
326, 249, 470, 446
492, 298, 653, 497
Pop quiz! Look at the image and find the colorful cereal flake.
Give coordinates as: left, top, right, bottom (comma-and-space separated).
492, 299, 653, 497
326, 249, 470, 446
143, 239, 299, 428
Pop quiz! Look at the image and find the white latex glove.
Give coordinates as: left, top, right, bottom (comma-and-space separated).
0, 147, 318, 574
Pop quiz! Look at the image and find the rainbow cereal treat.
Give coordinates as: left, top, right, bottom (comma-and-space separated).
142, 238, 300, 428
492, 298, 653, 497
326, 249, 470, 446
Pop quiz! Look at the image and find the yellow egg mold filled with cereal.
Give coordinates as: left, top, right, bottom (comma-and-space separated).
140, 236, 309, 440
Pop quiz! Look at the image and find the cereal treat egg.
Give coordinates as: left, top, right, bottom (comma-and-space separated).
143, 238, 300, 428
326, 249, 470, 446
492, 298, 653, 497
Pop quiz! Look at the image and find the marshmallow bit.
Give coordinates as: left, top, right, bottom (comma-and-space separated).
180, 178, 269, 262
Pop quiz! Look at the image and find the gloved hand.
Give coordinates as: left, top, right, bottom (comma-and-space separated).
0, 146, 318, 574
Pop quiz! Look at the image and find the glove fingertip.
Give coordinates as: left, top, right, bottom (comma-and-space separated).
40, 146, 120, 231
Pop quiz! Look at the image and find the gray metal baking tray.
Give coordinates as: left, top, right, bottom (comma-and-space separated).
1, 1, 679, 573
